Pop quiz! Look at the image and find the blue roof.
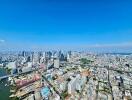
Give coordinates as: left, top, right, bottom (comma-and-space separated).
47, 75, 52, 81
41, 87, 50, 97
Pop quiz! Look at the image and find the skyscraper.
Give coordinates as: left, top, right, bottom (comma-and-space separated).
54, 58, 59, 68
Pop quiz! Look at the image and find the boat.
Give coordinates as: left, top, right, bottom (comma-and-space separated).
8, 76, 12, 82
5, 84, 7, 86
10, 89, 15, 93
9, 94, 16, 98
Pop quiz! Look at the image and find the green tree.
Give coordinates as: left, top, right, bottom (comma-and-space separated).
80, 58, 93, 64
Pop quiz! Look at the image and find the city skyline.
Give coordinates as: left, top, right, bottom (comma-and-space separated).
0, 0, 132, 52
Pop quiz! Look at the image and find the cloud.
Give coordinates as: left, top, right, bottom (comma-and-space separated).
26, 42, 132, 50
0, 39, 5, 43
79, 42, 132, 48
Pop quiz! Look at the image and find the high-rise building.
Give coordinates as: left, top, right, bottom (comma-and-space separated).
46, 51, 52, 59
32, 52, 39, 64
67, 51, 72, 62
54, 58, 59, 68
22, 51, 26, 57
59, 54, 65, 61
68, 74, 80, 94
0, 57, 2, 63
27, 56, 31, 62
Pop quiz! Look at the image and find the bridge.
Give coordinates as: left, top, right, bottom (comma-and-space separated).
0, 75, 12, 80
0, 73, 20, 80
0, 68, 40, 81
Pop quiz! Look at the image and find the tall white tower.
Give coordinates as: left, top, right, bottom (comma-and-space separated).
54, 58, 59, 68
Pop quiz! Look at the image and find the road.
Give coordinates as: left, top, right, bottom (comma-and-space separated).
107, 66, 114, 100
95, 81, 99, 100
42, 75, 64, 100
79, 81, 87, 100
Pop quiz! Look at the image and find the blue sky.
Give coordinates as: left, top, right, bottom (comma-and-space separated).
0, 0, 132, 52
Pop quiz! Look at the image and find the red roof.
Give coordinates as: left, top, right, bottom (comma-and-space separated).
16, 74, 41, 88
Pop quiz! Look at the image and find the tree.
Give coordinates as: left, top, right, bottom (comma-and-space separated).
52, 76, 56, 80
11, 97, 19, 100
76, 90, 80, 93
80, 58, 93, 64
93, 77, 96, 81
66, 78, 71, 82
61, 91, 68, 99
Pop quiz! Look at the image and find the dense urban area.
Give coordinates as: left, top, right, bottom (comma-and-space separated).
0, 51, 132, 100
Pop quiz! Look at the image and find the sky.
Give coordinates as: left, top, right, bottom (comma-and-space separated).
0, 0, 132, 52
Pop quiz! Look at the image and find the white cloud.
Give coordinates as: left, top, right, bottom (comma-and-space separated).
110, 42, 132, 47
0, 39, 5, 43
84, 42, 132, 48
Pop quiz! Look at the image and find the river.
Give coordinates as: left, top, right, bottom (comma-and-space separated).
0, 68, 11, 100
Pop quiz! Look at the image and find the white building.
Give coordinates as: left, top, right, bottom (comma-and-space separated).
32, 52, 39, 64
68, 74, 80, 94
54, 58, 59, 68
7, 62, 16, 69
76, 76, 86, 91
22, 62, 32, 73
